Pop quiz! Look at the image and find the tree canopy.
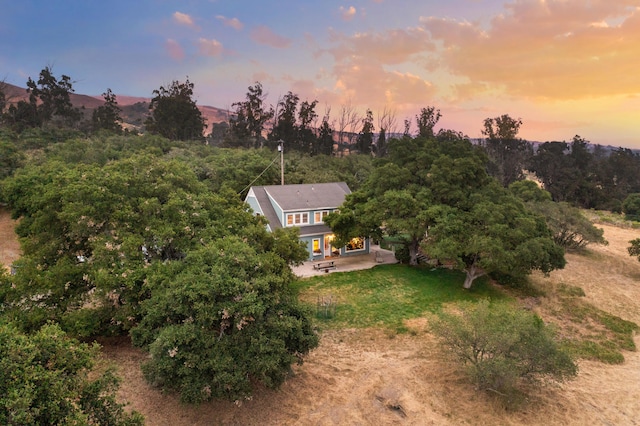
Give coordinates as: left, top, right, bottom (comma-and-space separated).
145, 78, 206, 141
326, 128, 491, 267
481, 114, 531, 187
0, 320, 143, 425
0, 141, 320, 402
424, 181, 566, 288
131, 236, 316, 402
510, 180, 607, 250
325, 115, 565, 288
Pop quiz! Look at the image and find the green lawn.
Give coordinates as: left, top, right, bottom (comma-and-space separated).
293, 263, 638, 364
293, 264, 508, 331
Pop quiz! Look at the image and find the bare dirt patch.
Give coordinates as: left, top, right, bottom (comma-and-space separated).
2, 210, 639, 425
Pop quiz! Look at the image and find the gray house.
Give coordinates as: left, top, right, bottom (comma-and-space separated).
245, 182, 369, 261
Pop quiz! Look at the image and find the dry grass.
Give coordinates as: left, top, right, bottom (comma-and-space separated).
2, 209, 640, 425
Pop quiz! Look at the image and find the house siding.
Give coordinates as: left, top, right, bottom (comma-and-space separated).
245, 182, 370, 261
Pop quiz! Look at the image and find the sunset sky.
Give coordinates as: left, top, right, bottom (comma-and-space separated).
1, 0, 639, 147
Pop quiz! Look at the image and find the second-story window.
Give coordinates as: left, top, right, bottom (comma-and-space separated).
314, 210, 329, 223
286, 212, 309, 226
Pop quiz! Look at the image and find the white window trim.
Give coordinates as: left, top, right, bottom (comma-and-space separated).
312, 238, 322, 255
314, 210, 330, 224
285, 212, 310, 227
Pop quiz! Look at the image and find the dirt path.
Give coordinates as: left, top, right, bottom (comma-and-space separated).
2, 208, 639, 425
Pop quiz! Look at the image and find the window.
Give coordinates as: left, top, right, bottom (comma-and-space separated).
312, 238, 322, 255
285, 212, 309, 227
314, 210, 329, 223
345, 237, 365, 252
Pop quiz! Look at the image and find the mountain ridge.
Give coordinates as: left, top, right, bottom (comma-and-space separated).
1, 82, 229, 131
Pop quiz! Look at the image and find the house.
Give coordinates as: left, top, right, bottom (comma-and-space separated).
244, 182, 369, 261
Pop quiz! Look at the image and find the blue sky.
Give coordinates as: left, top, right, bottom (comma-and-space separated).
2, 0, 640, 147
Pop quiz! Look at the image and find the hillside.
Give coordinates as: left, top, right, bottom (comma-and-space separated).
1, 82, 229, 133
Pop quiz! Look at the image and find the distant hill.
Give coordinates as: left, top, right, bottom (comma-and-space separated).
2, 82, 230, 133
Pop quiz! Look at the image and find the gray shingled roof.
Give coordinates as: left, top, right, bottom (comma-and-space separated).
250, 186, 282, 231
262, 182, 350, 212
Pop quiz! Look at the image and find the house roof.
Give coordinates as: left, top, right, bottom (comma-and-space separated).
262, 182, 351, 211
298, 224, 333, 237
247, 182, 350, 231
249, 186, 282, 231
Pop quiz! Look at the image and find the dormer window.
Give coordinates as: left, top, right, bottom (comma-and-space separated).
286, 212, 309, 226
314, 210, 329, 223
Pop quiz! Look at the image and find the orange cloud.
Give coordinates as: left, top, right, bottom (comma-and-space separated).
165, 38, 185, 61
216, 15, 243, 30
173, 11, 196, 28
327, 28, 434, 64
332, 57, 437, 110
318, 25, 438, 117
421, 0, 640, 100
198, 38, 224, 56
250, 25, 291, 48
339, 6, 357, 21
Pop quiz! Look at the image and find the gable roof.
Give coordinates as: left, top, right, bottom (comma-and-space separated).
262, 182, 350, 211
249, 186, 282, 231
247, 182, 351, 230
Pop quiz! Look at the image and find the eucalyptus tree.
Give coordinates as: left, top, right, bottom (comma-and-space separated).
91, 88, 122, 134
297, 99, 319, 153
415, 106, 441, 139
269, 91, 299, 150
314, 112, 335, 156
356, 109, 374, 155
228, 82, 273, 148
26, 66, 83, 128
481, 114, 532, 187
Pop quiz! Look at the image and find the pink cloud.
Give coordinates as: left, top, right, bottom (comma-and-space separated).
250, 25, 291, 48
198, 38, 224, 56
165, 38, 185, 61
332, 57, 437, 110
173, 11, 196, 28
339, 6, 357, 21
216, 15, 243, 30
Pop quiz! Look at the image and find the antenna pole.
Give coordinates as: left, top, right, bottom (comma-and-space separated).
278, 140, 284, 185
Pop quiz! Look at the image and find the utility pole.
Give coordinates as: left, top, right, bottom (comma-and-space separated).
278, 140, 284, 185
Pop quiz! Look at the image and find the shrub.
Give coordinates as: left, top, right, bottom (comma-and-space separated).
622, 193, 640, 221
431, 299, 577, 395
0, 322, 143, 425
629, 238, 640, 262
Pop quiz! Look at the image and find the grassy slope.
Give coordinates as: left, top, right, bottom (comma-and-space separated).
294, 261, 637, 364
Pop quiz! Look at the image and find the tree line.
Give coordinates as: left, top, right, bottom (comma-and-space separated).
2, 67, 639, 218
